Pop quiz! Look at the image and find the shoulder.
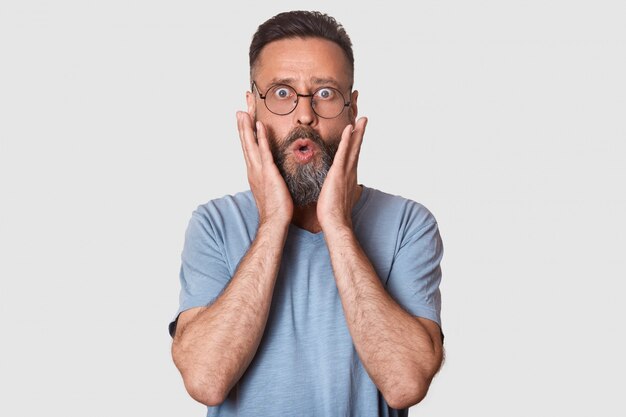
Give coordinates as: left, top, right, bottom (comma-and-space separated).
192, 190, 256, 220
360, 186, 438, 231
187, 190, 258, 240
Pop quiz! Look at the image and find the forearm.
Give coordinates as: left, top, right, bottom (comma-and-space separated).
172, 221, 288, 405
324, 226, 442, 409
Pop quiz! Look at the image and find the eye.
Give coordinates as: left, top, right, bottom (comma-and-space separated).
316, 88, 335, 100
272, 86, 294, 100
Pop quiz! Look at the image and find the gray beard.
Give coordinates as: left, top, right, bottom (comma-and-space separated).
270, 126, 339, 207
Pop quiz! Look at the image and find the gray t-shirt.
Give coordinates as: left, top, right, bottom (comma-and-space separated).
170, 186, 444, 417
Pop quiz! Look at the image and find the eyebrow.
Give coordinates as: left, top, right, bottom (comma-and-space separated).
311, 77, 342, 88
267, 77, 343, 89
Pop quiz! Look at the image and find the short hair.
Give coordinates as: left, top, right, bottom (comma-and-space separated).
249, 11, 354, 83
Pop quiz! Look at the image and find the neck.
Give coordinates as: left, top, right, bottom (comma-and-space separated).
290, 184, 363, 234
292, 203, 321, 233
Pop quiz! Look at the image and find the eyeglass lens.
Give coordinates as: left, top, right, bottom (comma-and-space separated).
264, 85, 346, 118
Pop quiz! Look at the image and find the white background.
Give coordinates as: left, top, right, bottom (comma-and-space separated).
1, 1, 625, 416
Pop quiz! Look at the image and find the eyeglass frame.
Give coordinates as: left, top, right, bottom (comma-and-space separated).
251, 81, 352, 119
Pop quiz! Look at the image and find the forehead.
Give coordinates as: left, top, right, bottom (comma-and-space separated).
254, 37, 352, 88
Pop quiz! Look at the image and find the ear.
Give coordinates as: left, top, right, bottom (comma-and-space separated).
246, 90, 256, 118
349, 90, 359, 124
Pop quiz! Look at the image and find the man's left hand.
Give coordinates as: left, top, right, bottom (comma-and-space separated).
317, 117, 368, 231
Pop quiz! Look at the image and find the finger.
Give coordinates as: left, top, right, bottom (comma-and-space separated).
235, 112, 252, 169
238, 112, 262, 168
255, 121, 275, 167
332, 123, 354, 168
348, 117, 368, 167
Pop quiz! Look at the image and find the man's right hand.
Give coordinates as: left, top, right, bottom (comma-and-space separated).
173, 116, 292, 404
236, 111, 293, 228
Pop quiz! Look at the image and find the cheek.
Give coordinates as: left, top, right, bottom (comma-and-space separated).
255, 111, 287, 140
263, 123, 286, 144
325, 121, 348, 142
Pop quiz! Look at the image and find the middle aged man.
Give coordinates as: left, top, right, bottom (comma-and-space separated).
170, 10, 445, 417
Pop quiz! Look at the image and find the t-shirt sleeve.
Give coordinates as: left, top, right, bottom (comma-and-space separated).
168, 209, 232, 337
386, 209, 444, 338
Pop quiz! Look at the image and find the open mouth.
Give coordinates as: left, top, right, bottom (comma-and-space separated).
291, 139, 316, 163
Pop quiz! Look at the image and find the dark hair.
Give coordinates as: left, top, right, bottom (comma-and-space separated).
249, 11, 354, 83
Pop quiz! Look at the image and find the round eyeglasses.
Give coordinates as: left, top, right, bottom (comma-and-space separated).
252, 82, 351, 119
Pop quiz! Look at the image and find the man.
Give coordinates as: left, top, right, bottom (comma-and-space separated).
170, 10, 444, 416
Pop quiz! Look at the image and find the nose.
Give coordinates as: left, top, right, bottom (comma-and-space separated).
293, 95, 317, 126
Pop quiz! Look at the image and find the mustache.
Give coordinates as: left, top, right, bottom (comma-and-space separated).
282, 126, 325, 149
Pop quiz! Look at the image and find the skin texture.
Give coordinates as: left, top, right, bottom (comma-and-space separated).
171, 37, 444, 409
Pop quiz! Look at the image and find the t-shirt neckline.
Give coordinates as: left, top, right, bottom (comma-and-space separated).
287, 185, 371, 242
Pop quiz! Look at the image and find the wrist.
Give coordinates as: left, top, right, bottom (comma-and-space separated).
258, 218, 291, 235
321, 222, 354, 240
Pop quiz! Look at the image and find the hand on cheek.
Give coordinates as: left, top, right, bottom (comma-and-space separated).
236, 111, 294, 227
317, 117, 368, 231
